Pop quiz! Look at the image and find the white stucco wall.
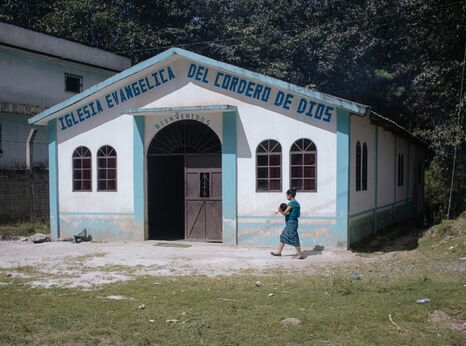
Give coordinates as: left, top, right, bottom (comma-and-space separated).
53, 56, 338, 241
57, 115, 134, 213
377, 128, 396, 208
143, 83, 337, 217
0, 46, 115, 109
349, 115, 376, 215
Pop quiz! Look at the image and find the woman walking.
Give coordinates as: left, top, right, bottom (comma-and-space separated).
271, 188, 304, 259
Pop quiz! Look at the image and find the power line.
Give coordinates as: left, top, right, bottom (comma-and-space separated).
447, 42, 466, 220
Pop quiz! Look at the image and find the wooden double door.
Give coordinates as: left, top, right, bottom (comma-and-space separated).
148, 153, 222, 241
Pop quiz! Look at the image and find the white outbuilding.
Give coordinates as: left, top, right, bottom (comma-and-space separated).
29, 48, 426, 247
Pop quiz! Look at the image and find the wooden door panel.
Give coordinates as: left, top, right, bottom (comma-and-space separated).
186, 200, 206, 240
206, 201, 222, 241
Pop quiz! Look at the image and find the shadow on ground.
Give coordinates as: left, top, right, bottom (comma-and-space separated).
350, 225, 427, 253
302, 245, 325, 258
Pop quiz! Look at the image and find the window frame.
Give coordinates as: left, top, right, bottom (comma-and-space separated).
289, 138, 318, 193
256, 139, 282, 192
356, 141, 361, 191
397, 153, 404, 187
72, 146, 92, 192
0, 124, 3, 157
65, 73, 83, 93
97, 145, 117, 192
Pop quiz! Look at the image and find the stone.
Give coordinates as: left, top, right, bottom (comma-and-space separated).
138, 304, 145, 309
255, 281, 261, 287
280, 317, 301, 327
29, 233, 51, 243
349, 273, 361, 282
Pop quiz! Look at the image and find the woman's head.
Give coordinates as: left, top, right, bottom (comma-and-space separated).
286, 188, 297, 200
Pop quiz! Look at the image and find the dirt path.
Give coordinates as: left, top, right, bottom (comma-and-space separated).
0, 240, 381, 288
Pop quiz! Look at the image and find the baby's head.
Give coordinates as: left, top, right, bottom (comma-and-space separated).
279, 203, 288, 212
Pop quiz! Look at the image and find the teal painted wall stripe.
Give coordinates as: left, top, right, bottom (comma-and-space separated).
238, 215, 336, 220
60, 211, 133, 216
349, 199, 415, 219
48, 119, 59, 239
336, 108, 350, 246
222, 110, 237, 245
133, 116, 145, 225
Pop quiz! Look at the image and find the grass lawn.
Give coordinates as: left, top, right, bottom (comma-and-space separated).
0, 215, 465, 345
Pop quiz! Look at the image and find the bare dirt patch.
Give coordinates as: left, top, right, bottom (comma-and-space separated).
0, 240, 375, 288
429, 310, 466, 333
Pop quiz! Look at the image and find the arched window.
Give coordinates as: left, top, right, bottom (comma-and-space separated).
290, 138, 317, 192
72, 146, 91, 191
256, 139, 282, 191
97, 145, 117, 191
362, 143, 368, 191
356, 141, 361, 191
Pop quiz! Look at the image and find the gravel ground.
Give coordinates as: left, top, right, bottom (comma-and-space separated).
0, 240, 374, 288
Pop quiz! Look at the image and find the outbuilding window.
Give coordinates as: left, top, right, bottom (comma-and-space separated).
356, 141, 361, 191
0, 124, 3, 157
362, 143, 368, 191
256, 139, 282, 192
97, 145, 117, 191
356, 141, 368, 191
65, 73, 83, 93
72, 146, 92, 191
290, 138, 317, 192
398, 154, 404, 186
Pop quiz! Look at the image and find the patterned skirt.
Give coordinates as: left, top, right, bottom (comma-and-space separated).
280, 219, 300, 247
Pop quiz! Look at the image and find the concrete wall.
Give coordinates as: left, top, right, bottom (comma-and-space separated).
0, 46, 116, 109
348, 115, 425, 245
0, 169, 49, 222
0, 22, 131, 72
0, 37, 129, 168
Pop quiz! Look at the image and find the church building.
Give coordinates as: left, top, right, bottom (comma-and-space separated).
29, 48, 425, 247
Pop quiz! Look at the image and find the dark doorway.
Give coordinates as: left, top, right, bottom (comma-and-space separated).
147, 120, 222, 241
148, 155, 184, 239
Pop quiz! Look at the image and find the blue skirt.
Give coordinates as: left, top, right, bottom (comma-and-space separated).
280, 219, 300, 247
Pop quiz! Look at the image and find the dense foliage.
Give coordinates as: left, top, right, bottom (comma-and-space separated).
1, 0, 464, 223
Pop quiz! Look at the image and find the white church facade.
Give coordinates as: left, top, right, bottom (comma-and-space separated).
29, 48, 425, 247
